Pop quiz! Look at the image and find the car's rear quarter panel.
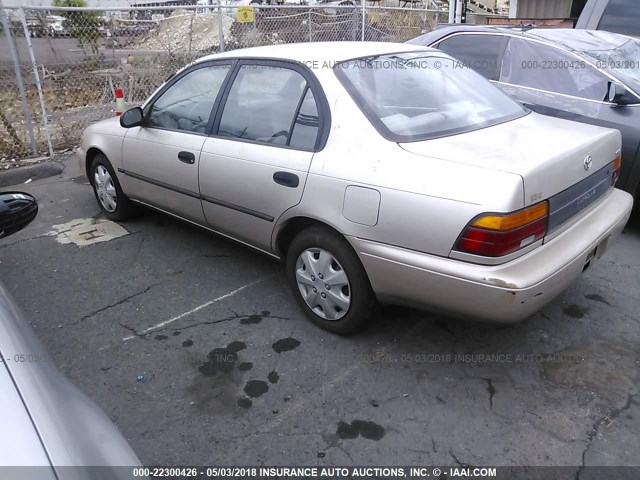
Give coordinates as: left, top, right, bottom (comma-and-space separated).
281, 71, 524, 257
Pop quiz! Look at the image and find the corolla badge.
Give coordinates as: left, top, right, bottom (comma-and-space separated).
583, 155, 593, 171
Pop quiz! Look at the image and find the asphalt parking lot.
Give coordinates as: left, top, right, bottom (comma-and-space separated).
1, 155, 639, 471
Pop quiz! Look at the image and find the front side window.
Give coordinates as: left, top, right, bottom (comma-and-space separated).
598, 0, 640, 37
437, 34, 509, 81
148, 64, 231, 133
217, 65, 317, 148
335, 52, 526, 142
500, 39, 610, 101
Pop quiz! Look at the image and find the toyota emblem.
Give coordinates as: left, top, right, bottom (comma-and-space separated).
584, 155, 593, 171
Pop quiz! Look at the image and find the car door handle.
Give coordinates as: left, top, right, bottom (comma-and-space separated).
178, 151, 195, 164
273, 171, 299, 188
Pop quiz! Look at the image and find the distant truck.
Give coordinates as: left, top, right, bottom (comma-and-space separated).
576, 0, 639, 37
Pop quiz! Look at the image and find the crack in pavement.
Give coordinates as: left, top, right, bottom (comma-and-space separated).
71, 282, 162, 325
122, 273, 279, 341
0, 233, 50, 250
575, 393, 638, 480
119, 321, 150, 341
123, 312, 291, 338
448, 367, 509, 419
122, 311, 291, 338
449, 449, 475, 467
166, 311, 291, 333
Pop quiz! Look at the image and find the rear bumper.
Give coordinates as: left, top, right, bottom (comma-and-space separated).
348, 188, 633, 323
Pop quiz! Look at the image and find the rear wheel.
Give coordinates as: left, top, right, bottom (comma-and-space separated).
90, 153, 138, 221
286, 227, 375, 334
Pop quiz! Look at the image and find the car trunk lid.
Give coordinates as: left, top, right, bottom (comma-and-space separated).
399, 112, 621, 213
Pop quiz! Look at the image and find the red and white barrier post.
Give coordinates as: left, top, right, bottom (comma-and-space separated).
115, 88, 125, 116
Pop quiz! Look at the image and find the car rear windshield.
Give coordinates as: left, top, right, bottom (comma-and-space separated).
334, 52, 526, 142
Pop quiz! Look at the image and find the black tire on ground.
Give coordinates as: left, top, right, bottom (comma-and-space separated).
285, 226, 376, 334
90, 153, 138, 221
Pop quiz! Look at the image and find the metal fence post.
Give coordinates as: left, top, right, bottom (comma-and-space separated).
188, 14, 194, 53
308, 8, 311, 42
0, 4, 38, 157
360, 0, 367, 42
18, 7, 53, 156
361, 1, 366, 41
455, 0, 462, 23
217, 1, 225, 52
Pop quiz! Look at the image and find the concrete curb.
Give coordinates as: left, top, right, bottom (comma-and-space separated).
0, 161, 66, 188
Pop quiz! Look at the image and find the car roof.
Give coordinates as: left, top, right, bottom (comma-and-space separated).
194, 41, 436, 65
419, 25, 636, 53
526, 28, 637, 52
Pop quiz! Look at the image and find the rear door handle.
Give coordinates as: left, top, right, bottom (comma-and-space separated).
273, 171, 299, 188
178, 151, 195, 164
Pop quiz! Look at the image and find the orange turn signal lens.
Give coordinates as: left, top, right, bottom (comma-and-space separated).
472, 202, 549, 231
612, 153, 622, 185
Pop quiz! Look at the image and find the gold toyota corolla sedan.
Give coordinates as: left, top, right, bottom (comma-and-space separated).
78, 42, 633, 334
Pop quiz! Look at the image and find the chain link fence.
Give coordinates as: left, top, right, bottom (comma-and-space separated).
0, 3, 504, 164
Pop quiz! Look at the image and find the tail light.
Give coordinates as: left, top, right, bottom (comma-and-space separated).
612, 152, 621, 186
454, 201, 549, 257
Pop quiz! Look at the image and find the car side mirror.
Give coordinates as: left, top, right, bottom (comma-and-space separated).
0, 192, 38, 240
120, 107, 144, 128
607, 81, 627, 105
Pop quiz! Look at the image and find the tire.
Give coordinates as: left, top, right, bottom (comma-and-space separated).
90, 153, 138, 221
285, 226, 376, 334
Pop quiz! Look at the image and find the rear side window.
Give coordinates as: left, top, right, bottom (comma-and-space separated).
598, 0, 640, 37
437, 34, 508, 81
149, 65, 230, 133
289, 88, 319, 150
218, 65, 319, 150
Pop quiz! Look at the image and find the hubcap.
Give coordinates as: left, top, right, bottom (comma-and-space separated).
295, 248, 351, 321
94, 165, 117, 213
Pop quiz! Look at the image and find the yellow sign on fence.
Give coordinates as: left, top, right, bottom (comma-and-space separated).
237, 6, 255, 23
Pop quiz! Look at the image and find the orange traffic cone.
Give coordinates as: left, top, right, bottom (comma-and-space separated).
115, 88, 125, 116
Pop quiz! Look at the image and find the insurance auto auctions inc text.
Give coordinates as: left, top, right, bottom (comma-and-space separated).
254, 467, 497, 478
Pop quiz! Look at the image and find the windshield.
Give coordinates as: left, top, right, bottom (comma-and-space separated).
582, 36, 640, 87
334, 52, 527, 142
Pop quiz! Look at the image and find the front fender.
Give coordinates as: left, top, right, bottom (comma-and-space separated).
80, 117, 127, 179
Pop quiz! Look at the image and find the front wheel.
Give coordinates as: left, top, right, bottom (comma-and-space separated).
90, 153, 138, 221
285, 227, 375, 334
